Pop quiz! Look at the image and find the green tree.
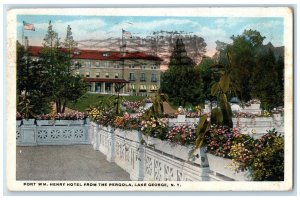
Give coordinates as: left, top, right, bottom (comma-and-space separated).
196, 56, 217, 105
249, 48, 281, 110
276, 55, 284, 106
219, 29, 266, 102
160, 38, 204, 107
39, 21, 87, 113
16, 41, 51, 115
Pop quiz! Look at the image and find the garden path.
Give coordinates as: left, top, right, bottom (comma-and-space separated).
16, 145, 130, 181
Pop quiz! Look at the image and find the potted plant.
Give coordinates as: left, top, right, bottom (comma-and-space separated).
54, 112, 85, 126
204, 126, 253, 181
36, 114, 54, 126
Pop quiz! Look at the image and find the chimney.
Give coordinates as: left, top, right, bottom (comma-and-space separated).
24, 36, 29, 50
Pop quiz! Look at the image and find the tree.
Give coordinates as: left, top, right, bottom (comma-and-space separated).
16, 41, 51, 115
249, 48, 281, 110
196, 56, 217, 105
219, 29, 266, 102
39, 21, 87, 113
160, 38, 204, 107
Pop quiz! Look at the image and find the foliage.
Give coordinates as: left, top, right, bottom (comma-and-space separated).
144, 92, 168, 119
139, 117, 168, 140
16, 42, 51, 115
216, 29, 284, 110
113, 112, 141, 130
67, 93, 146, 112
18, 94, 35, 119
210, 52, 237, 128
39, 21, 88, 113
167, 125, 196, 145
193, 114, 211, 154
97, 110, 116, 127
16, 112, 23, 120
205, 126, 284, 180
196, 56, 217, 104
249, 129, 284, 181
35, 112, 86, 120
123, 100, 145, 113
249, 48, 282, 110
160, 38, 204, 107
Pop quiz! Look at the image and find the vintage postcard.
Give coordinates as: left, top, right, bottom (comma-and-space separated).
6, 7, 293, 191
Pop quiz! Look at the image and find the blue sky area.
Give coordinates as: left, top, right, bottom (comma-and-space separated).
17, 15, 284, 56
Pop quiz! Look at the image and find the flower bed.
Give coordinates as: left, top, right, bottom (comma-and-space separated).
205, 126, 284, 181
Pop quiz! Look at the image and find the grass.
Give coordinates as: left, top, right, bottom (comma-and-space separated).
67, 93, 146, 112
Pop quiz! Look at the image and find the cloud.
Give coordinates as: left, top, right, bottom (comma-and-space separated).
214, 18, 244, 28
239, 20, 283, 46
108, 18, 195, 35
194, 26, 230, 57
18, 18, 107, 43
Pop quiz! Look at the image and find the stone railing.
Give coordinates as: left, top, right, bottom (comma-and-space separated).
16, 119, 90, 146
89, 122, 210, 181
232, 115, 284, 138
164, 115, 284, 138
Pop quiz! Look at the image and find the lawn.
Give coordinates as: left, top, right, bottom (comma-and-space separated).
67, 93, 146, 112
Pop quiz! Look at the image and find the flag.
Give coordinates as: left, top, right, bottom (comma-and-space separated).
122, 29, 132, 38
23, 21, 35, 31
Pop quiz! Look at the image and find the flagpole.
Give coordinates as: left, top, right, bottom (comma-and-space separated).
121, 28, 125, 79
22, 21, 24, 46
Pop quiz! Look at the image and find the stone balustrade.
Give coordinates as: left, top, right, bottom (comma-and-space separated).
16, 119, 90, 146
89, 122, 210, 181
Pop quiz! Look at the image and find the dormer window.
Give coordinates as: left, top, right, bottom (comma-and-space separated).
73, 51, 80, 55
105, 73, 109, 78
102, 52, 109, 57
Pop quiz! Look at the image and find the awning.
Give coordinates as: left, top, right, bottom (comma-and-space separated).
139, 85, 147, 91
150, 85, 158, 91
129, 84, 135, 90
84, 78, 129, 83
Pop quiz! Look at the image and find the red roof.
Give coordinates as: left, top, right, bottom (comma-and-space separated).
27, 46, 162, 61
84, 78, 129, 83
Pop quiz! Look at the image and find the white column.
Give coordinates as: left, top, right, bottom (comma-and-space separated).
91, 82, 96, 92
102, 82, 106, 94
112, 83, 115, 94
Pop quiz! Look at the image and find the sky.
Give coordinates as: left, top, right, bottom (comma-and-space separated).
17, 15, 284, 57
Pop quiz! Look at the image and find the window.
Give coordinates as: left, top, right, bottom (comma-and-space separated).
115, 73, 119, 78
140, 65, 146, 69
85, 72, 90, 77
151, 65, 157, 70
96, 72, 100, 78
105, 73, 109, 78
140, 73, 146, 81
85, 61, 91, 68
102, 52, 109, 57
129, 65, 135, 69
114, 63, 119, 68
129, 73, 135, 81
104, 61, 110, 68
73, 51, 80, 55
96, 62, 100, 67
151, 73, 157, 82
